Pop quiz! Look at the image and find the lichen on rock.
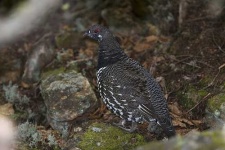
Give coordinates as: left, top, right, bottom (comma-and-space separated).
40, 71, 98, 134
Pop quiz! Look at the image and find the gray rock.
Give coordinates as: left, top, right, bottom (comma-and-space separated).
136, 128, 225, 150
101, 7, 135, 34
148, 0, 175, 34
40, 71, 98, 134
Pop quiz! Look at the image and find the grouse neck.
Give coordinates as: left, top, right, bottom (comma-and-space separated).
97, 38, 127, 69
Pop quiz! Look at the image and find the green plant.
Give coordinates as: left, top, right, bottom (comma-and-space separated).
47, 134, 57, 146
17, 121, 41, 148
3, 82, 29, 104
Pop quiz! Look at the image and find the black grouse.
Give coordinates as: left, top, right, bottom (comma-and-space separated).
84, 24, 176, 137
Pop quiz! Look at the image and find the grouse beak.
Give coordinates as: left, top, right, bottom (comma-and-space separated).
83, 31, 88, 37
83, 30, 91, 37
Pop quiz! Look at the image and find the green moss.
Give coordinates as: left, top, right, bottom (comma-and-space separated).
174, 135, 185, 150
223, 82, 225, 90
176, 75, 213, 111
178, 93, 195, 110
65, 60, 80, 73
10, 111, 27, 121
41, 67, 65, 79
208, 93, 225, 112
55, 32, 78, 49
199, 131, 225, 150
78, 122, 146, 150
198, 76, 212, 87
137, 141, 164, 150
178, 85, 207, 110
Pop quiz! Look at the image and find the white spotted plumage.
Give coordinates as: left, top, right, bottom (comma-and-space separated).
97, 66, 127, 120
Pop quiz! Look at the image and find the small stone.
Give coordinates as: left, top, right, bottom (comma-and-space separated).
61, 3, 70, 11
74, 127, 82, 132
91, 127, 102, 132
96, 142, 101, 146
214, 110, 221, 117
0, 103, 14, 116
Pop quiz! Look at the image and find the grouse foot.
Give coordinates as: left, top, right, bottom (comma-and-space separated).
147, 120, 162, 134
114, 119, 137, 132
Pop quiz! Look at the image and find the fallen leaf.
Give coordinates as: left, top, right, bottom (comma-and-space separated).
172, 120, 186, 128
159, 36, 171, 43
169, 102, 182, 116
133, 42, 150, 52
156, 76, 166, 91
180, 118, 194, 126
152, 56, 165, 63
145, 35, 159, 43
0, 103, 14, 116
191, 120, 203, 126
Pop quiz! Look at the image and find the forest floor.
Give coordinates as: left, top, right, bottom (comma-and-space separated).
1, 0, 225, 149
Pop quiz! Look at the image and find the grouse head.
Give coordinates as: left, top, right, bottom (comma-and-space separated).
84, 25, 126, 69
84, 25, 113, 42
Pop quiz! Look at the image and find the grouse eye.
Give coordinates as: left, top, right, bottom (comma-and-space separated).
94, 28, 100, 33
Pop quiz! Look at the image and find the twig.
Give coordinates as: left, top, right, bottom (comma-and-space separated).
185, 93, 211, 114
174, 56, 192, 64
219, 63, 225, 70
202, 63, 225, 89
204, 70, 220, 89
185, 16, 212, 23
196, 60, 213, 68
212, 33, 225, 54
171, 56, 201, 68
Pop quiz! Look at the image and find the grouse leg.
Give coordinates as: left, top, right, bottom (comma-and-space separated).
123, 121, 137, 132
147, 120, 162, 134
114, 120, 137, 132
113, 119, 126, 127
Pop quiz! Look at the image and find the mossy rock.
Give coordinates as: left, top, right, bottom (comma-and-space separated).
208, 93, 225, 113
41, 67, 66, 80
78, 122, 146, 150
65, 59, 96, 74
136, 130, 225, 150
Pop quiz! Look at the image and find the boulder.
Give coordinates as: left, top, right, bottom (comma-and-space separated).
40, 71, 98, 134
